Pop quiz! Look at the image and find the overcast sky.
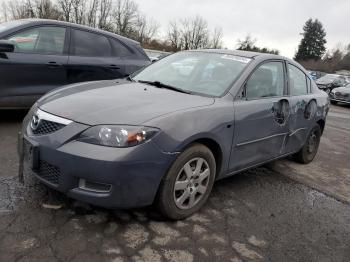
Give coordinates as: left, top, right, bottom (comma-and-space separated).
134, 0, 350, 58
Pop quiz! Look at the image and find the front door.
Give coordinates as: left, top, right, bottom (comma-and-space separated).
0, 26, 68, 107
230, 61, 290, 171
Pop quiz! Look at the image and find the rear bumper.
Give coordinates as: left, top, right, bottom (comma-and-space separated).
22, 134, 177, 209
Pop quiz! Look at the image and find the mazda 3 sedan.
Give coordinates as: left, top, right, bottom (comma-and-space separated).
0, 19, 150, 109
20, 50, 329, 219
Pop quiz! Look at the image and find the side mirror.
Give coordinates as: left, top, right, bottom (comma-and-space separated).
0, 40, 15, 53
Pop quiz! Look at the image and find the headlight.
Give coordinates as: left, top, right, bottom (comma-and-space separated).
78, 125, 160, 147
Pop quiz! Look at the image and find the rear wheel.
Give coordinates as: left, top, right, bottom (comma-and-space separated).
330, 100, 338, 105
156, 144, 216, 220
293, 124, 321, 164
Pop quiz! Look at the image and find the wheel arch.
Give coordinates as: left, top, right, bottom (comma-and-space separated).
179, 137, 224, 177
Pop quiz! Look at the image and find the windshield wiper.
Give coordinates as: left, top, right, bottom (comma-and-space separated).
137, 80, 192, 94
125, 75, 135, 82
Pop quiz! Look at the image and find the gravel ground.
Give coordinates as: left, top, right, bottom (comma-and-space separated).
0, 107, 350, 262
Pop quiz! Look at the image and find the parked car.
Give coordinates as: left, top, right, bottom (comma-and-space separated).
329, 83, 350, 105
308, 71, 318, 80
19, 50, 328, 219
144, 49, 171, 62
0, 19, 150, 109
316, 74, 347, 93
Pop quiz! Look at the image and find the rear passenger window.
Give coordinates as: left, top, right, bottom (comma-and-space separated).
288, 64, 308, 95
245, 61, 285, 99
110, 39, 133, 57
72, 30, 111, 57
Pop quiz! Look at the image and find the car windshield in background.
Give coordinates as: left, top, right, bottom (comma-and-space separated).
133, 52, 252, 97
317, 74, 339, 84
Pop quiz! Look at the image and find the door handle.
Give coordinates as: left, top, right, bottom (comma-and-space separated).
46, 61, 62, 68
108, 65, 120, 70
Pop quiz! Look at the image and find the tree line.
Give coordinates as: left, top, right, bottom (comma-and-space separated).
0, 0, 280, 53
0, 0, 226, 51
1, 0, 349, 72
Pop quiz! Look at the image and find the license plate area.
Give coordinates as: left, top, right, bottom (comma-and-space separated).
23, 138, 39, 170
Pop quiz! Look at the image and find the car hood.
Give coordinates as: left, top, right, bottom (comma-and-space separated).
38, 80, 215, 125
332, 87, 350, 94
316, 77, 336, 85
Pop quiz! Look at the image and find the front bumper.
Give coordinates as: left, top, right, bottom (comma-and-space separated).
329, 93, 350, 104
21, 118, 177, 209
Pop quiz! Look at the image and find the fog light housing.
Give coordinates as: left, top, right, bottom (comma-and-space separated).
78, 179, 112, 193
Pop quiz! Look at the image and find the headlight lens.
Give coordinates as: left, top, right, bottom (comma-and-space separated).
78, 125, 160, 147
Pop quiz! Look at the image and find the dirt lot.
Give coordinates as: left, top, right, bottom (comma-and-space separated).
0, 105, 350, 262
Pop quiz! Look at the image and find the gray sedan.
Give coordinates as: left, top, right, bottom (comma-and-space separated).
329, 84, 350, 104
20, 50, 329, 219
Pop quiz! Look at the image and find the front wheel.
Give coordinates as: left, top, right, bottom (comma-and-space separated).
330, 100, 338, 105
293, 124, 321, 164
156, 144, 216, 220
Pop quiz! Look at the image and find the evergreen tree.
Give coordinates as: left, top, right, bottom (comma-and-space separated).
295, 18, 327, 61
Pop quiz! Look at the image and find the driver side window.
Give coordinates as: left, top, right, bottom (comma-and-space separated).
245, 61, 285, 100
7, 26, 66, 55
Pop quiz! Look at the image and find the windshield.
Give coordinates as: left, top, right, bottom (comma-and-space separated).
132, 51, 252, 97
0, 20, 28, 34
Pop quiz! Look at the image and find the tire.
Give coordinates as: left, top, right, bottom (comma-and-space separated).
293, 124, 321, 164
156, 143, 216, 220
330, 100, 338, 105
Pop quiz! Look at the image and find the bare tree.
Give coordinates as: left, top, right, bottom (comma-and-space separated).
0, 1, 10, 22
179, 16, 209, 50
71, 0, 85, 24
98, 0, 112, 30
113, 0, 138, 36
210, 27, 223, 49
167, 21, 182, 51
86, 0, 99, 27
7, 0, 35, 19
57, 0, 73, 22
135, 15, 158, 44
34, 0, 61, 19
189, 16, 209, 49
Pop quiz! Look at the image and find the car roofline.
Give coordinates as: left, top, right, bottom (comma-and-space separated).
14, 18, 140, 45
186, 48, 294, 61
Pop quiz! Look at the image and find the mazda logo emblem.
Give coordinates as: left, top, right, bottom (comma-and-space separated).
30, 114, 41, 131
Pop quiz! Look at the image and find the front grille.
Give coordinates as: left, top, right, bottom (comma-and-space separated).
32, 120, 65, 135
38, 160, 61, 185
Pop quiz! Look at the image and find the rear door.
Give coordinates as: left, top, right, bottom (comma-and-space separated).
67, 29, 126, 83
284, 63, 316, 154
230, 60, 290, 171
0, 26, 68, 107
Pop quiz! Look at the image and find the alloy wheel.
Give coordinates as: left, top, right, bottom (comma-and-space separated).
173, 157, 210, 210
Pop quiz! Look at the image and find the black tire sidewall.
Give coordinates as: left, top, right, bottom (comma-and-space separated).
157, 144, 216, 220
301, 124, 321, 163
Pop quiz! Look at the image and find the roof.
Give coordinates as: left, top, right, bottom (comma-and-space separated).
190, 48, 289, 61
16, 19, 139, 45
